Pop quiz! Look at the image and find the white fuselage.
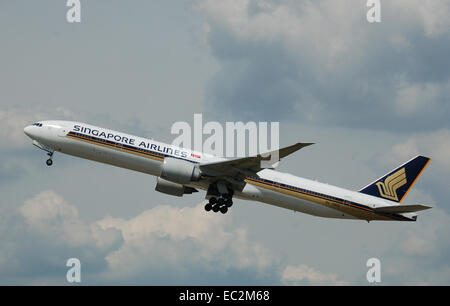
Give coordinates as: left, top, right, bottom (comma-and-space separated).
24, 120, 413, 221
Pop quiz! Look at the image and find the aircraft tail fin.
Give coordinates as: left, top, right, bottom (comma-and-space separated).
359, 155, 431, 203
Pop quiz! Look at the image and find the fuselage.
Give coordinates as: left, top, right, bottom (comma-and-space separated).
23, 120, 416, 221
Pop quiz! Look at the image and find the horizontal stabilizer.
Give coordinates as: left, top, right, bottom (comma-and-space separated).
374, 204, 432, 214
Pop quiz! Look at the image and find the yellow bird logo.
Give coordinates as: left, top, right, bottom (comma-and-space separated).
375, 168, 407, 201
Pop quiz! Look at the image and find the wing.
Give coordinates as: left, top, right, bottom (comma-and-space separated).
199, 142, 313, 181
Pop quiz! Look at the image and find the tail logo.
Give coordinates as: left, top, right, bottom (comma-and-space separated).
375, 168, 407, 201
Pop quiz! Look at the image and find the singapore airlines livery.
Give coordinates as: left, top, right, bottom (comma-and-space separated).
24, 120, 432, 222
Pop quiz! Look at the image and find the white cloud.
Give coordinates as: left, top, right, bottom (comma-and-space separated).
97, 203, 275, 282
2, 191, 279, 284
19, 190, 120, 249
282, 264, 349, 286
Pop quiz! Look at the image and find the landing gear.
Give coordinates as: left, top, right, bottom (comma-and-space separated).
45, 152, 54, 166
204, 182, 234, 215
225, 198, 233, 207
204, 194, 233, 214
212, 204, 220, 213
32, 141, 55, 167
204, 203, 212, 211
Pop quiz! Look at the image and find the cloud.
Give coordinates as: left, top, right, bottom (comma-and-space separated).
196, 0, 450, 131
19, 190, 121, 250
0, 190, 122, 284
402, 0, 450, 38
381, 205, 450, 285
3, 187, 450, 285
282, 264, 349, 286
97, 203, 276, 284
1, 190, 279, 285
383, 129, 450, 172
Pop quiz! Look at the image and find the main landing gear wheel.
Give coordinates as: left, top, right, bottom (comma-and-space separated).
225, 198, 233, 207
205, 196, 233, 214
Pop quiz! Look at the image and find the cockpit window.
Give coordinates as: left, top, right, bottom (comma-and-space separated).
32, 123, 43, 127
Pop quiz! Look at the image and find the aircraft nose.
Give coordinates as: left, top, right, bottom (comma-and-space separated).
24, 125, 35, 139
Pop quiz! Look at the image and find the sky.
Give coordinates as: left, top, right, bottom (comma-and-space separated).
1, 0, 450, 285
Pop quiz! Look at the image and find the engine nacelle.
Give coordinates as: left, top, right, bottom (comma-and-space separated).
155, 177, 197, 197
159, 157, 201, 184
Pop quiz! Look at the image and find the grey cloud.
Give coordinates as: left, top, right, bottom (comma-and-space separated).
95, 203, 279, 284
198, 0, 450, 131
377, 207, 450, 285
0, 190, 284, 285
0, 190, 122, 284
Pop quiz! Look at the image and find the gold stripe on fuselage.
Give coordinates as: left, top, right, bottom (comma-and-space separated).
66, 133, 164, 162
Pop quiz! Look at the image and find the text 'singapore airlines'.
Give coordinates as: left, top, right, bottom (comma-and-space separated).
24, 120, 432, 221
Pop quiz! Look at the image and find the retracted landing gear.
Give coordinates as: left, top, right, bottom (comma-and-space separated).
204, 194, 233, 214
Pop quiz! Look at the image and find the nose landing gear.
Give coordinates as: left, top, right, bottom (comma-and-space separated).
46, 152, 54, 166
32, 140, 55, 166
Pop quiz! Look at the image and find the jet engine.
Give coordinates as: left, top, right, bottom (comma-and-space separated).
159, 157, 201, 184
155, 177, 198, 197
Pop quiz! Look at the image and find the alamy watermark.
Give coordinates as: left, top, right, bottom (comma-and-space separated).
66, 0, 81, 23
367, 0, 381, 23
66, 258, 81, 283
366, 257, 381, 283
171, 114, 280, 168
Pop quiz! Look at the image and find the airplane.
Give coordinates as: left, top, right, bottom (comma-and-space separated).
24, 120, 432, 222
